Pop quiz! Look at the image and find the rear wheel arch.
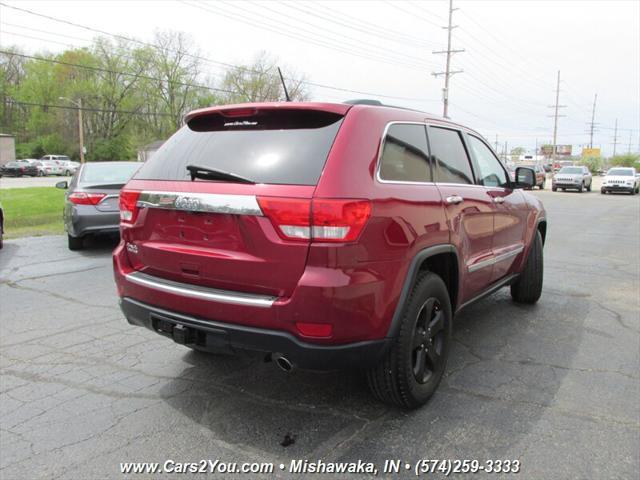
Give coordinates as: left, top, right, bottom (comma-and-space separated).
537, 219, 547, 245
386, 245, 459, 338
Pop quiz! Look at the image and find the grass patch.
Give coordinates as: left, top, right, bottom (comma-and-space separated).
0, 187, 65, 238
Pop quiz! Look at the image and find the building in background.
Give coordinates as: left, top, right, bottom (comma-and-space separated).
137, 140, 165, 162
0, 134, 16, 166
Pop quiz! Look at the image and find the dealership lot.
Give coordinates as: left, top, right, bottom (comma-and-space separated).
0, 190, 638, 479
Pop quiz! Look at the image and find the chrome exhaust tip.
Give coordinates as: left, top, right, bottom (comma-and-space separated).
273, 353, 294, 372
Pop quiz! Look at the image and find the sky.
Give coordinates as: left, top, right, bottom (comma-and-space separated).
1, 0, 639, 156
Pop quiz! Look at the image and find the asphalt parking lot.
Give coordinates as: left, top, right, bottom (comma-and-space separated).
1, 188, 638, 479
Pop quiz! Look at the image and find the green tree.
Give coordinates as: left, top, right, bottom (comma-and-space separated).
221, 51, 309, 103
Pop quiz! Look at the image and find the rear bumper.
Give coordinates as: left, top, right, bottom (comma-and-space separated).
120, 296, 390, 370
66, 205, 120, 237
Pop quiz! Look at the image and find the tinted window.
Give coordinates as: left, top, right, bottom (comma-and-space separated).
135, 110, 343, 185
379, 124, 431, 182
467, 135, 508, 187
429, 127, 474, 184
80, 163, 140, 184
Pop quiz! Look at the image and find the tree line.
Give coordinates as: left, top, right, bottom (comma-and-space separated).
0, 31, 309, 161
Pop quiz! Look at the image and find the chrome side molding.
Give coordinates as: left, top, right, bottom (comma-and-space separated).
125, 271, 276, 308
137, 191, 263, 216
467, 245, 524, 273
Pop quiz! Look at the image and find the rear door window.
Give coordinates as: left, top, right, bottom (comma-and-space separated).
428, 127, 474, 184
134, 109, 344, 185
378, 123, 432, 182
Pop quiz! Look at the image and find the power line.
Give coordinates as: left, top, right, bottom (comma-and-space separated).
432, 0, 464, 119
0, 50, 238, 95
179, 0, 431, 71
7, 99, 173, 116
0, 2, 439, 102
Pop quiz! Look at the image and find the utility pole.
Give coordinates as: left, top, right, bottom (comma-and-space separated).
494, 134, 499, 152
612, 119, 619, 157
59, 96, 85, 163
77, 98, 85, 163
548, 70, 566, 162
432, 0, 464, 119
587, 93, 598, 149
628, 130, 633, 154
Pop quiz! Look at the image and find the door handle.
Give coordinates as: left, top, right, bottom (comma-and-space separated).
445, 195, 464, 205
492, 196, 505, 204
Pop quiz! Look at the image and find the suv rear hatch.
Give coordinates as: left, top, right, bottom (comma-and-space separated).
121, 104, 349, 298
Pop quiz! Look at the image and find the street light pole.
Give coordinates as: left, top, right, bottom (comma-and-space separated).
59, 97, 85, 163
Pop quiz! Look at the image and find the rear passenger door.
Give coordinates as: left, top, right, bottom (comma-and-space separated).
427, 126, 495, 303
465, 134, 529, 283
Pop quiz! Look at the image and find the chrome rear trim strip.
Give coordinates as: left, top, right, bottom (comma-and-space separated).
137, 191, 263, 216
125, 271, 276, 308
467, 245, 524, 273
468, 257, 495, 273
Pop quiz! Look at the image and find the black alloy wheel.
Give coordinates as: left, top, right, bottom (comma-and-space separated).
412, 298, 445, 384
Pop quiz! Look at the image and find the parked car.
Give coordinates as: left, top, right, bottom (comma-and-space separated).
112, 101, 546, 409
14, 159, 46, 176
56, 161, 141, 250
0, 161, 39, 177
522, 163, 546, 189
40, 160, 65, 176
552, 165, 592, 192
601, 167, 639, 195
0, 201, 4, 249
58, 160, 80, 176
40, 154, 71, 163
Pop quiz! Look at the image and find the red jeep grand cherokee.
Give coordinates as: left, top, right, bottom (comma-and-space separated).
113, 101, 546, 408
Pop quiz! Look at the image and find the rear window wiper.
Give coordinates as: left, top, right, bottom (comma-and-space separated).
186, 165, 255, 184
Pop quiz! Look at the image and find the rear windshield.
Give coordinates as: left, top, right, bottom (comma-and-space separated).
133, 109, 344, 185
80, 163, 140, 184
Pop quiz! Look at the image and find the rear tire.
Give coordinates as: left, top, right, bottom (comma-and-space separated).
601, 188, 606, 194
552, 186, 557, 192
511, 231, 543, 304
586, 181, 592, 192
367, 272, 452, 409
67, 234, 84, 251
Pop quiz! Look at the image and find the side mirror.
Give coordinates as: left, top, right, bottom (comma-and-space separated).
55, 181, 68, 189
514, 167, 536, 189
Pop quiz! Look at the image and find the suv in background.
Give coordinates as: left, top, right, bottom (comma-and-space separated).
601, 167, 639, 194
552, 165, 592, 192
113, 101, 546, 408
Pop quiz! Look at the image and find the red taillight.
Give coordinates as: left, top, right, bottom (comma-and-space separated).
68, 192, 107, 205
257, 197, 371, 243
257, 197, 311, 240
296, 322, 333, 338
312, 199, 372, 242
119, 190, 141, 223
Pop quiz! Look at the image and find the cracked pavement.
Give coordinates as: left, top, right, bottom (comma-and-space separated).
1, 190, 638, 479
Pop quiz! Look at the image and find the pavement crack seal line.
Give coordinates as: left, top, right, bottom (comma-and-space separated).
590, 298, 639, 334
441, 385, 640, 429
3, 279, 118, 311
0, 263, 108, 284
